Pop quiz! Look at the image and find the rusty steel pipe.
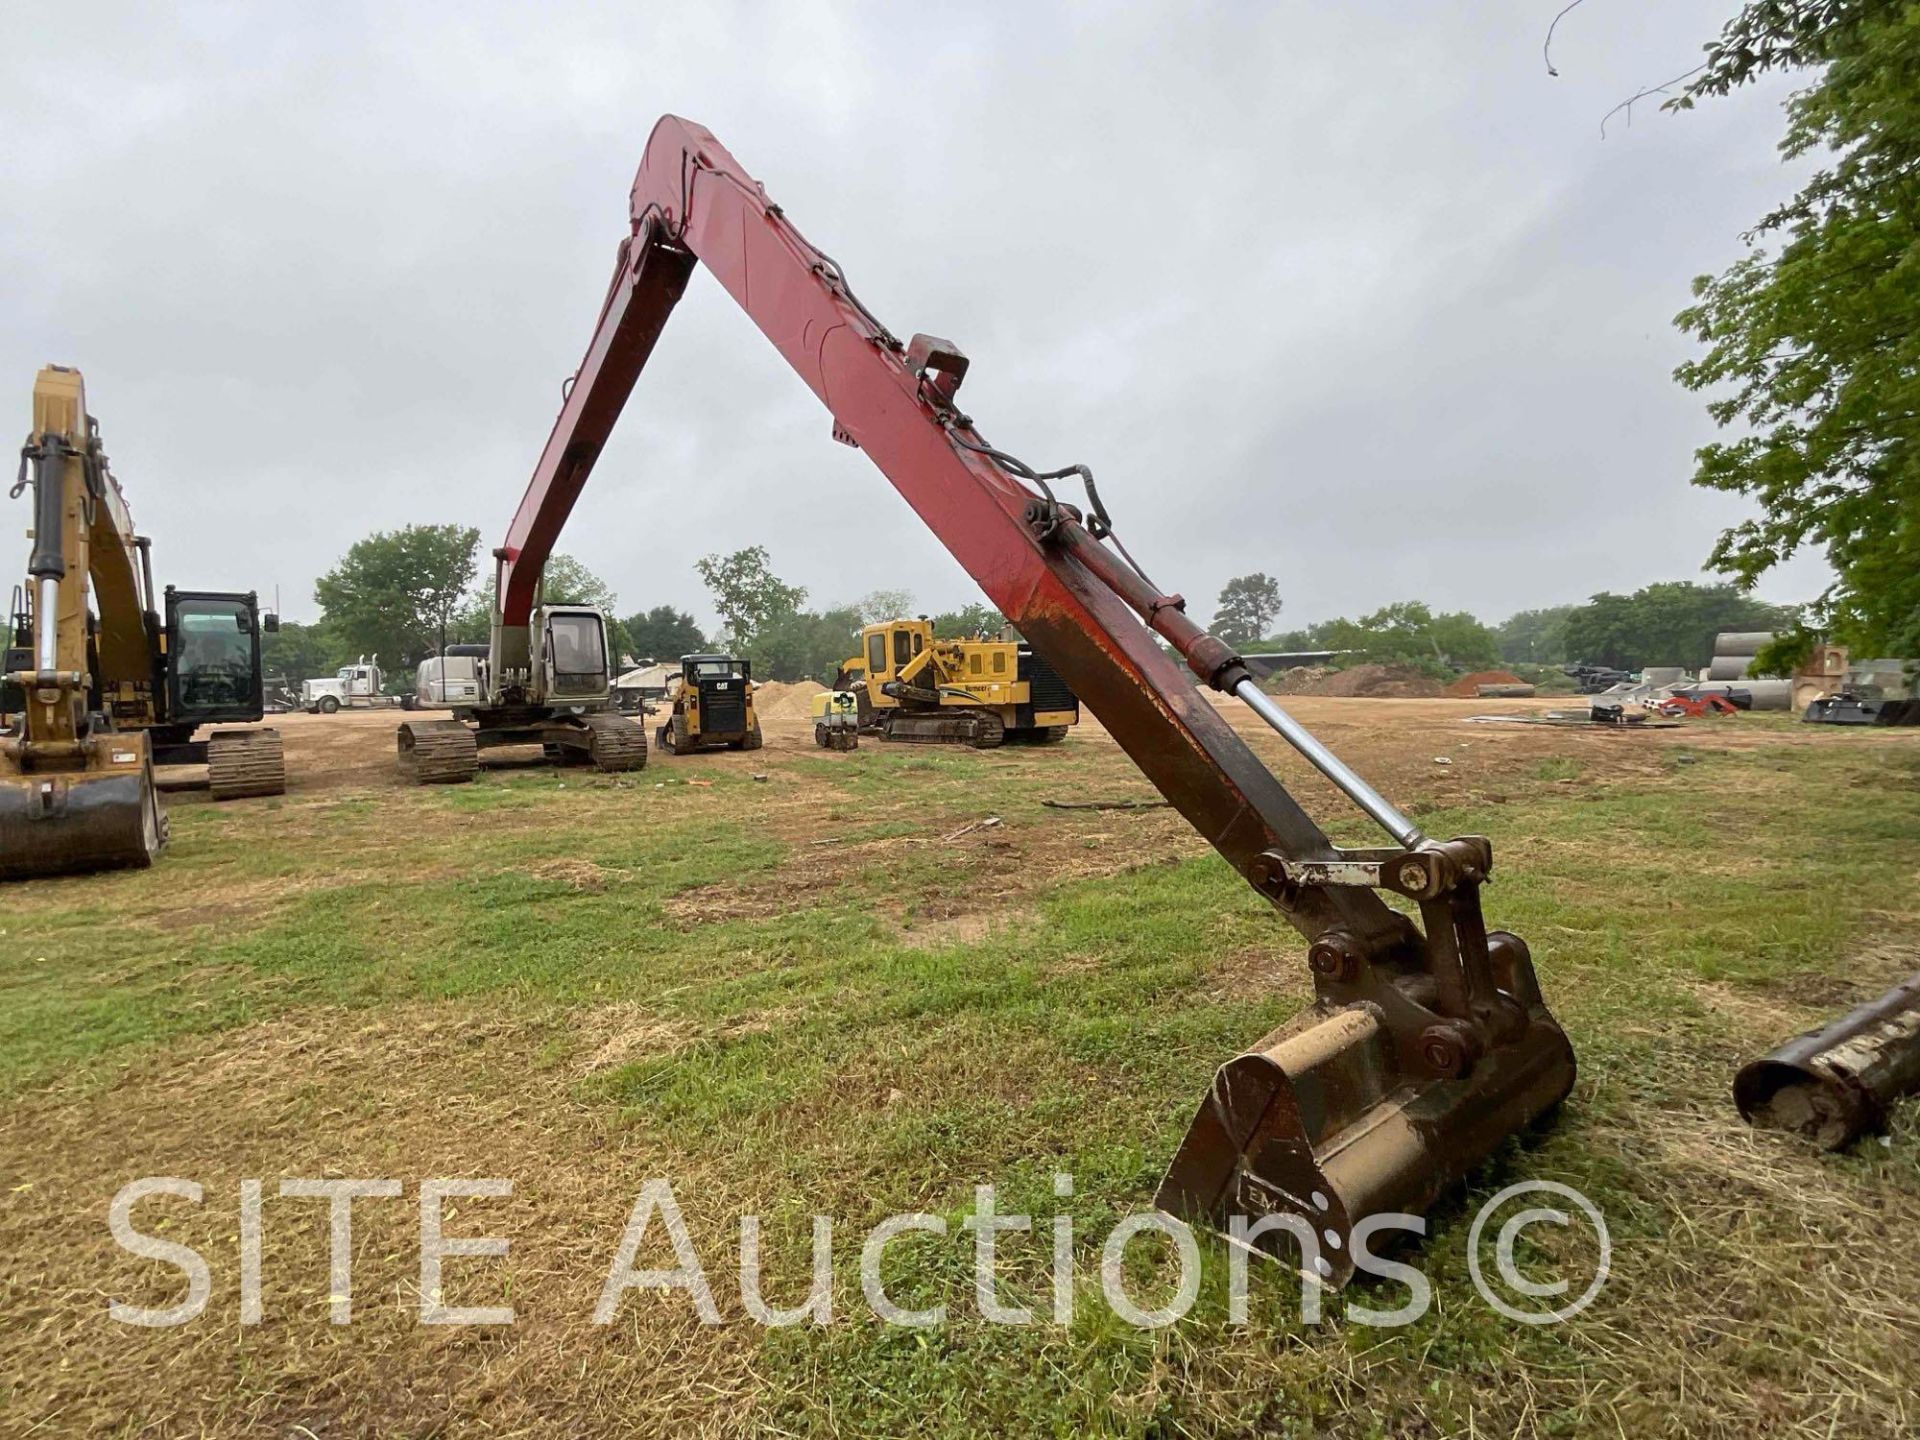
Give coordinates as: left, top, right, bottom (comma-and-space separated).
1735, 972, 1920, 1149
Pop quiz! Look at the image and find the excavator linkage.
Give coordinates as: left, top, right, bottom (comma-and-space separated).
484, 116, 1578, 1282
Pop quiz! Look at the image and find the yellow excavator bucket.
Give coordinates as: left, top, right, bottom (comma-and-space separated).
0, 731, 166, 880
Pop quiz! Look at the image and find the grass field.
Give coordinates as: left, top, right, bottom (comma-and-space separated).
2, 700, 1917, 1437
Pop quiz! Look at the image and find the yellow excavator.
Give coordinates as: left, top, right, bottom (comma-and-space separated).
1, 366, 284, 880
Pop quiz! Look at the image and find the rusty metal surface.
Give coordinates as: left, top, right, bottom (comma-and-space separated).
1156, 934, 1575, 1285
1735, 973, 1920, 1149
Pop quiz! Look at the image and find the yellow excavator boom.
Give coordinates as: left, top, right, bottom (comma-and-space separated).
1, 366, 166, 878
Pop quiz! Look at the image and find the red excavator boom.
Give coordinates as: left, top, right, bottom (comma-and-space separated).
499, 115, 1575, 1284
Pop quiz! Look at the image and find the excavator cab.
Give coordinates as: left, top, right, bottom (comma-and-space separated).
163, 589, 270, 725
537, 605, 613, 706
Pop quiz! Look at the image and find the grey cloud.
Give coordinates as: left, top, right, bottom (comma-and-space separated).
1, 2, 1829, 635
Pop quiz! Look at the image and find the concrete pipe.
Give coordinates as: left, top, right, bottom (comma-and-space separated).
1708, 655, 1757, 682
1715, 631, 1775, 657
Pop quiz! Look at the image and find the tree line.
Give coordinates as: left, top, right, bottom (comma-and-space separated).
266, 527, 1007, 687
270, 523, 1805, 692
266, 525, 707, 686
1204, 571, 1798, 677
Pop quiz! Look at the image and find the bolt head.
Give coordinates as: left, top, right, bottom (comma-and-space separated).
1419, 1024, 1471, 1079
1308, 934, 1362, 982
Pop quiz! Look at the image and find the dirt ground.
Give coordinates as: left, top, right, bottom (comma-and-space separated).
197, 690, 1674, 805
4, 693, 1917, 1438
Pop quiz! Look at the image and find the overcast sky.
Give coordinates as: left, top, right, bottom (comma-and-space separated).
1, 3, 1830, 637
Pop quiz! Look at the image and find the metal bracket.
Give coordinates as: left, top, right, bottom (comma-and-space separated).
1253, 837, 1492, 903
906, 333, 968, 410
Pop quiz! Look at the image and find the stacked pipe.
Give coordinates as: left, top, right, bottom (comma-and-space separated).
1708, 631, 1774, 682
1695, 631, 1794, 709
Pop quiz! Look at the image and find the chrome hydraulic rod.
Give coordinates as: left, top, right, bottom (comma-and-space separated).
1232, 678, 1427, 848
34, 577, 58, 672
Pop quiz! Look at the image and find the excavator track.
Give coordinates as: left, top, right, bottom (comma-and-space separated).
882, 708, 1006, 748
206, 728, 285, 800
397, 719, 478, 785
582, 712, 649, 771
1011, 724, 1069, 745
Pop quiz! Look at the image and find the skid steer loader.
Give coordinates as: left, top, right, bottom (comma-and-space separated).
656, 654, 762, 754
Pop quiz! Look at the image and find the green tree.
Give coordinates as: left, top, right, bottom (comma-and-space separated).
750, 606, 863, 683
620, 605, 707, 662
1559, 581, 1798, 671
1260, 602, 1497, 672
445, 594, 491, 648
538, 553, 616, 610
929, 602, 1007, 638
261, 619, 346, 682
1211, 573, 1283, 648
313, 523, 479, 667
1673, 1, 1920, 658
1304, 601, 1499, 672
853, 589, 916, 626
694, 546, 807, 648
1496, 606, 1577, 665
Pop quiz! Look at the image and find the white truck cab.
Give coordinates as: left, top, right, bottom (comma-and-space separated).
301, 658, 396, 714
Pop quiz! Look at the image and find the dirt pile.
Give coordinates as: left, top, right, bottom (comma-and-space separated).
1268, 665, 1335, 694
1446, 669, 1526, 698
1313, 664, 1445, 698
1265, 664, 1442, 698
751, 679, 828, 718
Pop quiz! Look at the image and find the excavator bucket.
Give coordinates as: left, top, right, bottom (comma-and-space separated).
1156, 935, 1576, 1286
0, 732, 167, 880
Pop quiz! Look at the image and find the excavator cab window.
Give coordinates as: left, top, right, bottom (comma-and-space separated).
892, 628, 913, 669
545, 612, 608, 699
165, 591, 263, 724
866, 632, 887, 677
